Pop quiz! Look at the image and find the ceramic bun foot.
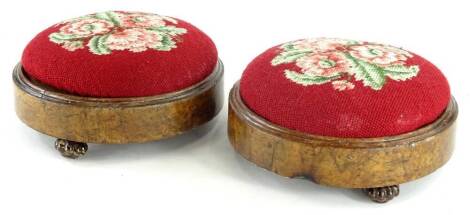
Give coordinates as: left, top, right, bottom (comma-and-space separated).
362, 185, 400, 203
54, 139, 88, 159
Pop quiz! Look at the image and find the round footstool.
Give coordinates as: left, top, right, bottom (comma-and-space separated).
14, 11, 223, 159
228, 38, 457, 203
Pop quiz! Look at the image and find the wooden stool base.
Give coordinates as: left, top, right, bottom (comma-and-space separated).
14, 60, 224, 157
228, 81, 457, 203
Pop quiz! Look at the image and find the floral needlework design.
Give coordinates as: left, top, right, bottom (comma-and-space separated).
271, 38, 420, 91
49, 11, 187, 55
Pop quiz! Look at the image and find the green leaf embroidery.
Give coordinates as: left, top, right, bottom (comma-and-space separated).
49, 33, 84, 43
271, 49, 313, 66
271, 38, 420, 91
146, 26, 186, 51
49, 11, 188, 54
284, 70, 340, 86
383, 65, 420, 81
152, 34, 176, 51
280, 43, 296, 51
62, 40, 84, 50
94, 11, 121, 26
148, 25, 187, 36
87, 35, 111, 55
346, 54, 386, 90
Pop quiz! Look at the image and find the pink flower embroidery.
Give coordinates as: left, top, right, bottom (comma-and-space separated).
332, 80, 355, 91
119, 12, 176, 28
296, 52, 351, 77
61, 41, 84, 51
348, 44, 411, 66
271, 38, 420, 91
104, 28, 163, 52
292, 38, 358, 53
49, 11, 187, 55
60, 18, 114, 38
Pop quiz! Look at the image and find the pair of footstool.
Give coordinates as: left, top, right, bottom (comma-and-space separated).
14, 11, 457, 203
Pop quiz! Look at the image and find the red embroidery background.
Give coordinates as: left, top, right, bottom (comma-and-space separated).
22, 18, 218, 97
240, 44, 450, 138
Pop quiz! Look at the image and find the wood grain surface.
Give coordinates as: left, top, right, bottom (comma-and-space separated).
14, 61, 224, 144
228, 82, 457, 188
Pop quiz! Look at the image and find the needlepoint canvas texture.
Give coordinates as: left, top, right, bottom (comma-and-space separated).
240, 38, 450, 138
22, 11, 218, 97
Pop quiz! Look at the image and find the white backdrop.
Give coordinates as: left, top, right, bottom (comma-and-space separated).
0, 0, 468, 214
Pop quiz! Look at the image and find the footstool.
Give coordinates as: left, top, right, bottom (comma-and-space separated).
228, 38, 457, 203
14, 11, 223, 159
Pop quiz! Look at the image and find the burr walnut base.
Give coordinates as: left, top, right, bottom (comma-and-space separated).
228, 82, 457, 203
14, 61, 224, 159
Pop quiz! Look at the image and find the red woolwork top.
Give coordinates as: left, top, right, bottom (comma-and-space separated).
240, 38, 450, 138
22, 11, 218, 97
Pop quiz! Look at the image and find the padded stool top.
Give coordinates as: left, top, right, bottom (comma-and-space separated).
22, 11, 218, 97
240, 38, 450, 138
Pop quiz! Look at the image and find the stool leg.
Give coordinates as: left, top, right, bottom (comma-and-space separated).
362, 185, 400, 203
54, 139, 88, 159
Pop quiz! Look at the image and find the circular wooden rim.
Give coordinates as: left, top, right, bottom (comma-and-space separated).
13, 59, 224, 107
14, 60, 224, 144
230, 81, 458, 149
